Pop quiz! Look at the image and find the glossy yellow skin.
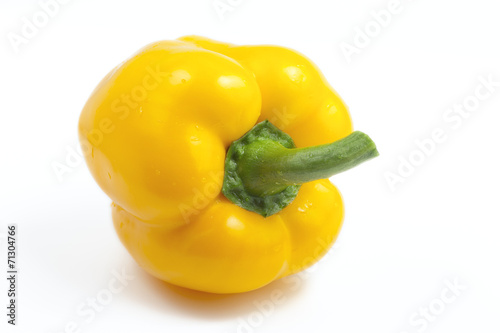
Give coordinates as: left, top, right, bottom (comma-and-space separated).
79, 36, 353, 294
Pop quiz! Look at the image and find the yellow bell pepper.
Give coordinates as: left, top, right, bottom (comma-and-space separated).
78, 36, 378, 294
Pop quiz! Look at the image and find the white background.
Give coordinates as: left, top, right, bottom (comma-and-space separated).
1, 0, 499, 332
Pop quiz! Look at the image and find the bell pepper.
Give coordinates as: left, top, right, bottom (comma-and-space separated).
78, 36, 378, 294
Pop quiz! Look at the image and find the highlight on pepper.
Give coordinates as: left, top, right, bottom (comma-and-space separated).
78, 35, 379, 294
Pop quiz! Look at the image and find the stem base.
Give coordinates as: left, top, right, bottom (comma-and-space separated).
222, 121, 300, 217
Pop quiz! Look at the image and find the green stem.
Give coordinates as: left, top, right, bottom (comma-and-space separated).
222, 121, 379, 217
240, 131, 378, 196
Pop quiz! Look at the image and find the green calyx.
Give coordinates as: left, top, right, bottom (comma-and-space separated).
222, 120, 379, 217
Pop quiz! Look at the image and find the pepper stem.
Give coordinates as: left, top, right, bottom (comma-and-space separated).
222, 121, 378, 217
